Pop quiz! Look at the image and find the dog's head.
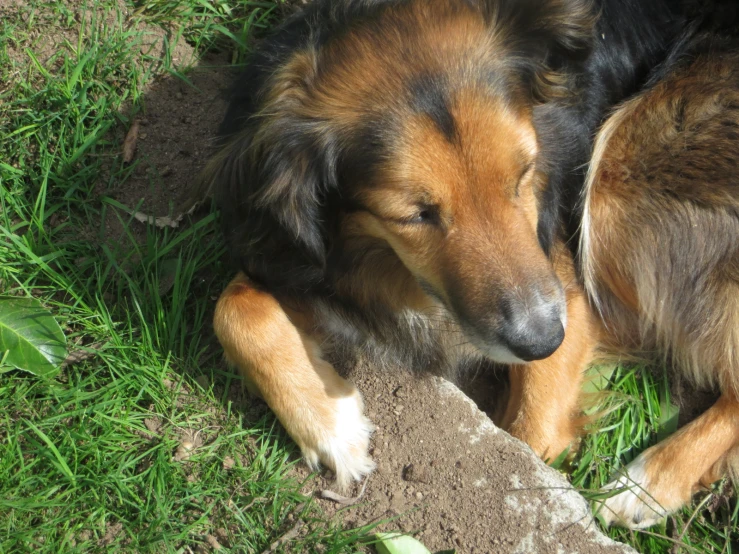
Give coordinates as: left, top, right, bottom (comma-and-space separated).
211, 0, 595, 363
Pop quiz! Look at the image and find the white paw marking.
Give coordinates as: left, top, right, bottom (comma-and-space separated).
598, 454, 668, 529
303, 390, 375, 490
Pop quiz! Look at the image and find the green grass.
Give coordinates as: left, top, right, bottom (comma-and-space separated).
1, 0, 737, 553
571, 366, 739, 553
0, 0, 377, 551
131, 0, 283, 62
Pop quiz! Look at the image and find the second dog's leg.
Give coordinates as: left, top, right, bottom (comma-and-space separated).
502, 281, 600, 460
600, 393, 739, 529
214, 273, 375, 489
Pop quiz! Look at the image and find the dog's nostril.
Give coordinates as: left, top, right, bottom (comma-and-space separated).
498, 295, 565, 361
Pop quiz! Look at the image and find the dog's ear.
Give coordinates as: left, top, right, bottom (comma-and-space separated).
487, 0, 596, 100
207, 48, 341, 290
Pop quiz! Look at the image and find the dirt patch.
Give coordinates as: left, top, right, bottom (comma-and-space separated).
98, 34, 233, 247
2, 0, 221, 248
3, 0, 196, 77
292, 365, 634, 553
91, 51, 233, 252
105, 52, 232, 217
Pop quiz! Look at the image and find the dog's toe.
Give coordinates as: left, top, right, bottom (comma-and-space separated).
597, 452, 675, 529
302, 391, 375, 490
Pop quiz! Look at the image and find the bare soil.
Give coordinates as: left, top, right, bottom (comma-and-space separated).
106, 52, 231, 221
301, 365, 633, 553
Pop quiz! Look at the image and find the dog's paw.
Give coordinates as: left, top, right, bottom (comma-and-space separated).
597, 449, 691, 529
300, 390, 375, 490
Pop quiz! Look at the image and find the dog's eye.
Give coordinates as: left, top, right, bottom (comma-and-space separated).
407, 206, 440, 225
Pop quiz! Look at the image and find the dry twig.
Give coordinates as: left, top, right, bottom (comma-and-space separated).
320, 477, 369, 505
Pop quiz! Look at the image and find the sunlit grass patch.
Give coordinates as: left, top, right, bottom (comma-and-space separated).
0, 0, 376, 551
572, 366, 738, 553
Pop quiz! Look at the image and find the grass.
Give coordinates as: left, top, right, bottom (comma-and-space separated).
571, 366, 739, 553
1, 0, 736, 553
0, 0, 377, 551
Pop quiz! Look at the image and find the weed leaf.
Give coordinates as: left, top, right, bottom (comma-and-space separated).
0, 297, 67, 377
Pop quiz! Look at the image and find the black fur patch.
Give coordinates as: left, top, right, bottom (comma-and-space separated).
410, 75, 457, 142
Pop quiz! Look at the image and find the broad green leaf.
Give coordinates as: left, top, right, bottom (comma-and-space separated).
374, 533, 432, 554
0, 297, 66, 377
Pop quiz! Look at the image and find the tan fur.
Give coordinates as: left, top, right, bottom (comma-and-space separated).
582, 49, 739, 395
502, 244, 602, 459
647, 395, 739, 500
352, 94, 554, 320
214, 273, 374, 489
699, 444, 739, 488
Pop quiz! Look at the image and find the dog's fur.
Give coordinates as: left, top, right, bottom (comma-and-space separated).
581, 28, 739, 527
207, 0, 739, 529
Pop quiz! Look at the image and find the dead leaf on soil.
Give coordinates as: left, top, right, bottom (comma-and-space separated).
61, 341, 104, 368
130, 198, 202, 229
205, 535, 223, 550
195, 374, 210, 390
132, 212, 180, 228
122, 119, 140, 163
261, 518, 304, 554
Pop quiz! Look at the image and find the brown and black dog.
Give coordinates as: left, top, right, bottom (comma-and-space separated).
205, 0, 738, 529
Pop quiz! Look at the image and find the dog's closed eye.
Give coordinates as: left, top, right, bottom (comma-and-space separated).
405, 204, 440, 225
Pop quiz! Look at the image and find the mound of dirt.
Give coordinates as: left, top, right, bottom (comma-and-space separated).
300, 365, 634, 553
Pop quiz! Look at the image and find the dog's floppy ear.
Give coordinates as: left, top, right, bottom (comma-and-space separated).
486, 0, 596, 100
207, 48, 341, 291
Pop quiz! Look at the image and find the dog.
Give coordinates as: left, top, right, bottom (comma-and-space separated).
582, 26, 739, 527
205, 0, 737, 529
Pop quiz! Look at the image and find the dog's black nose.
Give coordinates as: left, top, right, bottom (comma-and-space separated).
498, 294, 565, 361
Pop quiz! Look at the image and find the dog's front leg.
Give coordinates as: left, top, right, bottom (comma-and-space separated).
501, 280, 599, 461
213, 272, 375, 489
